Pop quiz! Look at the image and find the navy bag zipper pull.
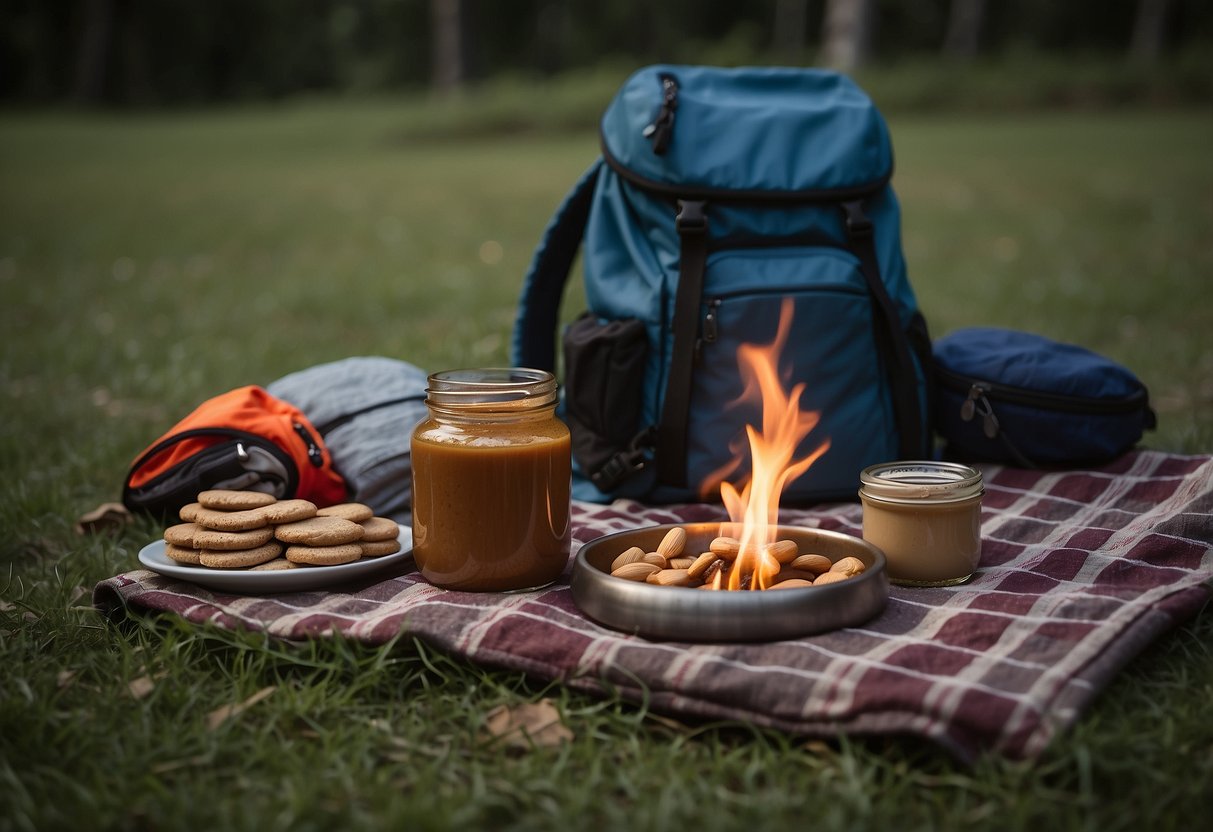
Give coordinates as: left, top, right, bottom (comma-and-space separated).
961, 383, 1001, 439
642, 74, 678, 155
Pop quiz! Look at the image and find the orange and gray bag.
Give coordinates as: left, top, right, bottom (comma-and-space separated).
123, 357, 428, 521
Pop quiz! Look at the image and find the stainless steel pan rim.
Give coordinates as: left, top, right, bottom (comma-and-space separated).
570, 522, 889, 642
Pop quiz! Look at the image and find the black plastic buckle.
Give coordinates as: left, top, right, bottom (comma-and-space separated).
588, 427, 655, 491
841, 200, 873, 238
676, 200, 707, 235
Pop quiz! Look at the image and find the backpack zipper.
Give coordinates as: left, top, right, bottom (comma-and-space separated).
642, 73, 679, 155
936, 366, 1150, 415
311, 393, 427, 436
291, 421, 325, 467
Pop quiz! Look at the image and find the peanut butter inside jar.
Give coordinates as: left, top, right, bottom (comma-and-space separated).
411, 368, 571, 592
858, 461, 983, 587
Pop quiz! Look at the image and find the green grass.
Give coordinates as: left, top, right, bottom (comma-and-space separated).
2, 96, 1212, 831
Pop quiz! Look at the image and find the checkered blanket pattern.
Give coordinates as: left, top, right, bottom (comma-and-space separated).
94, 451, 1213, 761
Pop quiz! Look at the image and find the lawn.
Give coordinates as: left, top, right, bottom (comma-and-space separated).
1, 98, 1211, 830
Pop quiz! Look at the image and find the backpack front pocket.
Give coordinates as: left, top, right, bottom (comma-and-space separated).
685, 247, 901, 503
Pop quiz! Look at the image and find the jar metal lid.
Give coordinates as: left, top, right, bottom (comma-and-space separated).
859, 460, 983, 504
425, 367, 557, 410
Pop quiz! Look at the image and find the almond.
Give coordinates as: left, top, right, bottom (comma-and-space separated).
709, 536, 741, 560
656, 527, 687, 559
686, 552, 718, 579
769, 578, 814, 590
830, 556, 866, 577
611, 562, 661, 582
764, 539, 799, 565
790, 553, 832, 575
610, 546, 647, 572
812, 570, 851, 585
647, 568, 693, 587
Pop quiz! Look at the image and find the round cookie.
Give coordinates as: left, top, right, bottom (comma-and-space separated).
316, 502, 374, 523
285, 543, 363, 566
199, 540, 283, 569
257, 499, 318, 525
249, 558, 298, 571
198, 489, 277, 511
188, 504, 268, 532
359, 538, 401, 558
274, 516, 364, 546
164, 542, 202, 565
359, 516, 399, 542
163, 522, 201, 548
179, 502, 205, 523
192, 525, 276, 551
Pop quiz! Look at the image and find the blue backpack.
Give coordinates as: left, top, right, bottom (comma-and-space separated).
512, 65, 932, 504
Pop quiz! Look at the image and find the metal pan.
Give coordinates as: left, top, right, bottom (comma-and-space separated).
571, 522, 888, 642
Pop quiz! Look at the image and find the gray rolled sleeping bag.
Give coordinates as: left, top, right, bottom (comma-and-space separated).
268, 357, 429, 522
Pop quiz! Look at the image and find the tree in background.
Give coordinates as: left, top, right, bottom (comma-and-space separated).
0, 0, 1207, 106
821, 0, 874, 71
943, 0, 985, 61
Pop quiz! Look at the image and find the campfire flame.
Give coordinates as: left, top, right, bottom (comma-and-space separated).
705, 298, 830, 590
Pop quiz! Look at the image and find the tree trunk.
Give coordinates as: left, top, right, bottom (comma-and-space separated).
821, 0, 874, 72
943, 0, 985, 61
774, 0, 810, 65
431, 0, 464, 95
73, 0, 115, 103
1129, 0, 1172, 64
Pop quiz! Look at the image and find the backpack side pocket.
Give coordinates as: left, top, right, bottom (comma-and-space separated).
562, 313, 649, 491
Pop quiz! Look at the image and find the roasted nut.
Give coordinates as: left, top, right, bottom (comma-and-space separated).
642, 552, 668, 568
656, 527, 687, 559
709, 536, 741, 560
686, 552, 718, 579
790, 553, 832, 575
647, 568, 693, 587
610, 546, 647, 572
764, 539, 799, 565
768, 578, 814, 590
701, 559, 725, 584
812, 570, 851, 585
830, 556, 866, 577
668, 557, 695, 570
774, 568, 817, 584
611, 562, 661, 582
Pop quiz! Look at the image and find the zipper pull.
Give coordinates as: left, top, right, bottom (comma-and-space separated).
292, 422, 325, 467
694, 299, 719, 363
642, 74, 679, 155
703, 299, 719, 344
960, 384, 1000, 439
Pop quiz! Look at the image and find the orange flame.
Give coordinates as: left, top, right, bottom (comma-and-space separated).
706, 298, 830, 590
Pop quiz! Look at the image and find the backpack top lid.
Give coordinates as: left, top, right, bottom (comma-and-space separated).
600, 64, 894, 198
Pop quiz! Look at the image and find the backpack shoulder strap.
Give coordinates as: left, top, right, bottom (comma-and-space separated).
511, 160, 604, 372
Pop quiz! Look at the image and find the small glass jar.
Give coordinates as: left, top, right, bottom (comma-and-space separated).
858, 461, 984, 587
410, 368, 571, 592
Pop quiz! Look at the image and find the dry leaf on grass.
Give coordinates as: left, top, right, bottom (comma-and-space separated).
128, 675, 156, 700
481, 698, 573, 751
206, 686, 276, 731
74, 502, 133, 536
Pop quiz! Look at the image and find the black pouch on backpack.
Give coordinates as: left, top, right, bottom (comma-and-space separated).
561, 313, 650, 492
933, 327, 1157, 468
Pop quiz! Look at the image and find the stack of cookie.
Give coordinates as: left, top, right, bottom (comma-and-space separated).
162, 490, 401, 570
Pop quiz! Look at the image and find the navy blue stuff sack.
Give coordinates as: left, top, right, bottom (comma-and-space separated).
512, 65, 932, 504
933, 327, 1156, 468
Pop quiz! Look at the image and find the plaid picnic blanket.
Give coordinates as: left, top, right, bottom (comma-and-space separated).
94, 450, 1213, 762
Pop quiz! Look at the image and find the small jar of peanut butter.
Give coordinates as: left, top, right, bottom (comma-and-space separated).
858, 461, 983, 587
410, 368, 571, 592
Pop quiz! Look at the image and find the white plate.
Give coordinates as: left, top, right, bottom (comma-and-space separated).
137, 527, 413, 594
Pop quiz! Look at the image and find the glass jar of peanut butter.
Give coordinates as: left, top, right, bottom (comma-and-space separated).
858, 461, 984, 587
410, 368, 571, 592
